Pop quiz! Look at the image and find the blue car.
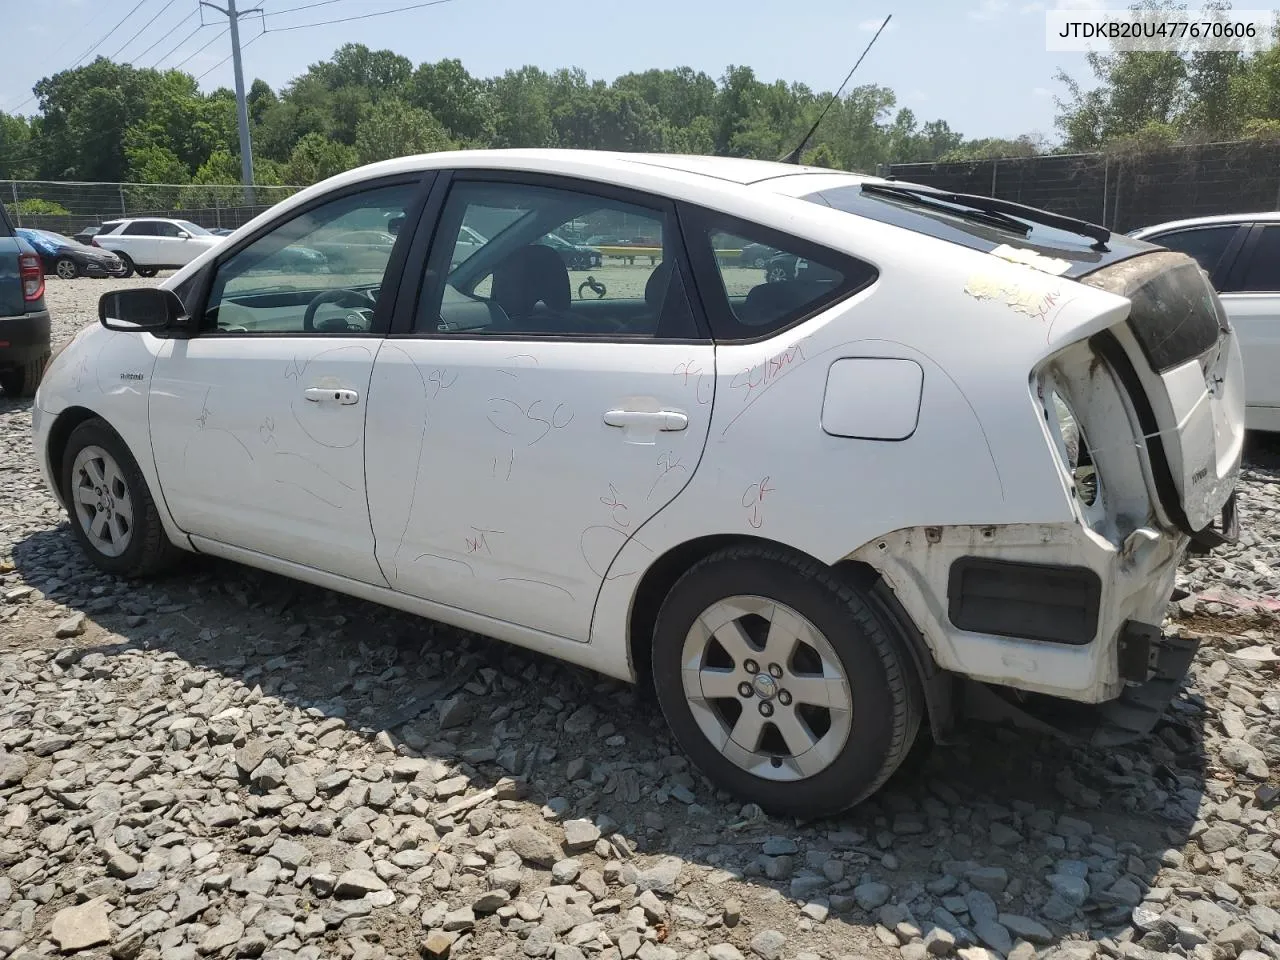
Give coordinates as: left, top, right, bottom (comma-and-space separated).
15, 228, 127, 280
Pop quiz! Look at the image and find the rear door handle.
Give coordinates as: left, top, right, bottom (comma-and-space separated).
304, 386, 360, 405
603, 409, 688, 432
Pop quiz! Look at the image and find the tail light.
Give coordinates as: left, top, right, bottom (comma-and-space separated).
19, 253, 44, 301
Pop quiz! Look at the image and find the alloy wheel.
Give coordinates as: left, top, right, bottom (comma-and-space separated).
70, 445, 134, 558
680, 595, 853, 781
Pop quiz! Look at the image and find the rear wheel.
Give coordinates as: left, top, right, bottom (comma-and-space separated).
652, 546, 921, 819
60, 418, 182, 578
136, 267, 159, 278
55, 257, 79, 280
115, 253, 136, 279
0, 352, 50, 398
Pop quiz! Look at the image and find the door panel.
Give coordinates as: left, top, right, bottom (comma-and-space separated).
366, 338, 713, 640
149, 338, 385, 584
367, 173, 714, 641
147, 179, 423, 585
1221, 225, 1280, 419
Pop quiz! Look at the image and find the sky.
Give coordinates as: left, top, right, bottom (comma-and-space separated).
1, 0, 1116, 144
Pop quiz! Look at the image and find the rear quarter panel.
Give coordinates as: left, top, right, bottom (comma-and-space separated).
589, 205, 1133, 676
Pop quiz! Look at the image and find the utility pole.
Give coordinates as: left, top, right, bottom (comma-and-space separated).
200, 0, 260, 203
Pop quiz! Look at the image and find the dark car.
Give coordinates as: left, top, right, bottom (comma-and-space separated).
15, 228, 126, 279
71, 225, 102, 245
738, 242, 778, 268
537, 233, 602, 270
0, 208, 51, 397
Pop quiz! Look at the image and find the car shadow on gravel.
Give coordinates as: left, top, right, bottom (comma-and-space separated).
10, 522, 1208, 955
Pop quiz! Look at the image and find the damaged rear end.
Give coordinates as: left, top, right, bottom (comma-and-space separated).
993, 250, 1243, 744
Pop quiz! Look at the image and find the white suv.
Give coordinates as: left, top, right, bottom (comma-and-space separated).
93, 217, 224, 278
1130, 213, 1280, 432
31, 150, 1244, 816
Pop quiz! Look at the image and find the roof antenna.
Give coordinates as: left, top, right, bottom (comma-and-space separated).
779, 13, 892, 165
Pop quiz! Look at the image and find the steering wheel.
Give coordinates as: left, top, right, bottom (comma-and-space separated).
303, 288, 377, 332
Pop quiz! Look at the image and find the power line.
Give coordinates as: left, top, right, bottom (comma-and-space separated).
195, 26, 265, 82
6, 0, 149, 113
68, 1, 150, 70
109, 0, 182, 60
131, 8, 199, 64
266, 0, 458, 31
173, 27, 230, 70
269, 0, 349, 15
146, 22, 209, 69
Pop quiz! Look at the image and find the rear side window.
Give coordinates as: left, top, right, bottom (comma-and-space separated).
1150, 225, 1239, 276
124, 221, 158, 236
1237, 226, 1280, 292
683, 205, 877, 341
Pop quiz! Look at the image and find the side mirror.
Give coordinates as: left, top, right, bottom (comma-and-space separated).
387, 215, 405, 236
177, 230, 191, 240
100, 288, 186, 333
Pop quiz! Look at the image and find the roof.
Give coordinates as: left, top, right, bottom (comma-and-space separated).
1130, 211, 1280, 237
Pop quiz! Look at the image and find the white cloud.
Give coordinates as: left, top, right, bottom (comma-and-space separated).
969, 0, 1010, 21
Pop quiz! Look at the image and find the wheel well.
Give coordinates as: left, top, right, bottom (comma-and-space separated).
626, 537, 955, 741
46, 406, 101, 500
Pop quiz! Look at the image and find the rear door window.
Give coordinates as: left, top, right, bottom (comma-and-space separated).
124, 221, 158, 236
1149, 225, 1241, 277
1236, 225, 1280, 292
681, 205, 877, 341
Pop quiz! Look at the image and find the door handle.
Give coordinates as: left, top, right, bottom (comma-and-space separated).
602, 409, 688, 432
304, 386, 360, 405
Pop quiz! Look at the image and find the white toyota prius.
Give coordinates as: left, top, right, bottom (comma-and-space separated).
31, 150, 1245, 817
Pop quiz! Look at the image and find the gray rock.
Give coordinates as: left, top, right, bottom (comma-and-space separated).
762, 836, 799, 856
507, 825, 561, 867
334, 869, 387, 899
269, 838, 312, 869
997, 915, 1053, 944
973, 918, 1012, 956
966, 867, 1009, 894
855, 881, 893, 911
989, 823, 1021, 847
635, 856, 683, 895
750, 930, 787, 960
107, 851, 141, 879
0, 751, 28, 787
563, 819, 601, 851
1046, 873, 1090, 906
55, 612, 86, 638
709, 946, 744, 960
1221, 741, 1269, 778
199, 918, 246, 954
925, 927, 957, 956
252, 757, 287, 791
49, 896, 111, 953
473, 890, 510, 914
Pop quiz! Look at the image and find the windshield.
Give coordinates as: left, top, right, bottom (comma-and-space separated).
176, 220, 210, 235
39, 230, 75, 245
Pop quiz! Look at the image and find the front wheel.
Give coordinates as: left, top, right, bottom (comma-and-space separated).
652, 546, 921, 819
114, 253, 136, 279
136, 267, 159, 278
60, 419, 182, 578
55, 257, 79, 280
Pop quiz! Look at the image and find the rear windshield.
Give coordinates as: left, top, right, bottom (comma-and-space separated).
805, 183, 1157, 279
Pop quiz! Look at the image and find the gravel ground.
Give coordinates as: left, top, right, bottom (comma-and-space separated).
1, 275, 1279, 960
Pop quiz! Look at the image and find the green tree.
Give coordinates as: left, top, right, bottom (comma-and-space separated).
354, 98, 454, 164
411, 59, 491, 144
286, 133, 359, 184
0, 112, 36, 179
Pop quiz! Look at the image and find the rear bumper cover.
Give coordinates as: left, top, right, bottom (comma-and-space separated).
0, 309, 52, 365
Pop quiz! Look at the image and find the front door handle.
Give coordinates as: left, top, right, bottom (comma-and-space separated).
304, 386, 359, 405
603, 409, 688, 432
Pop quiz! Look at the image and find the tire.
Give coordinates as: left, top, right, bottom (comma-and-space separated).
60, 418, 182, 578
136, 267, 159, 278
652, 546, 921, 819
0, 351, 50, 398
115, 253, 136, 279
766, 264, 788, 283
55, 257, 79, 280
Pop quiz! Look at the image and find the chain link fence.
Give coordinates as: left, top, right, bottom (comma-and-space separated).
885, 139, 1280, 233
1, 180, 304, 236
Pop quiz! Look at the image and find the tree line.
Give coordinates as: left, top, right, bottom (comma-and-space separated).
0, 21, 1277, 196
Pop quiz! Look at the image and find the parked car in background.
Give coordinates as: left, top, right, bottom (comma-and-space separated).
1130, 213, 1280, 432
72, 225, 104, 246
15, 228, 126, 279
93, 217, 224, 278
208, 227, 235, 237
0, 206, 50, 397
34, 149, 1245, 817
537, 232, 602, 270
738, 241, 777, 268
